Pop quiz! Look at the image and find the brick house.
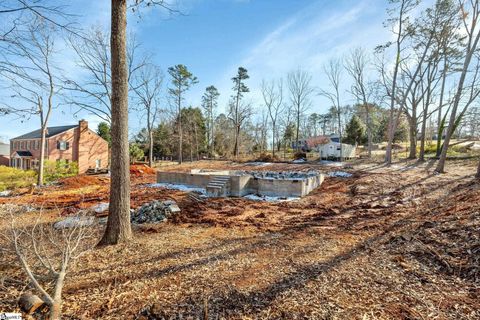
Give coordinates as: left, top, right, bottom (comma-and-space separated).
10, 120, 109, 173
0, 142, 9, 166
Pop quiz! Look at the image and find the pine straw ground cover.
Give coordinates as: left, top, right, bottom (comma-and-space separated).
0, 159, 479, 319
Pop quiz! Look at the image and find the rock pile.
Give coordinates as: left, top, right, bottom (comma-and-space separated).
248, 170, 319, 180
131, 200, 180, 224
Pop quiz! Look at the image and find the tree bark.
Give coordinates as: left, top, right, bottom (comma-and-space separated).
365, 104, 372, 157
99, 0, 132, 245
408, 116, 417, 159
38, 126, 47, 186
178, 93, 183, 164
418, 111, 427, 161
148, 129, 153, 167
476, 157, 480, 178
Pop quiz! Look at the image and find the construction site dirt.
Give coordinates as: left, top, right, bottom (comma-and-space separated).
0, 159, 479, 319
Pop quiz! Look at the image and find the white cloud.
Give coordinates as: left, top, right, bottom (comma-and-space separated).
214, 0, 390, 115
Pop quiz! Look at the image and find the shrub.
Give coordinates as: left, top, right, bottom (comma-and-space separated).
43, 160, 79, 183
0, 165, 37, 191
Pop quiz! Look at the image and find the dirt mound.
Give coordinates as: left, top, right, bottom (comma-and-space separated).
253, 153, 280, 162
130, 164, 156, 176
59, 175, 106, 189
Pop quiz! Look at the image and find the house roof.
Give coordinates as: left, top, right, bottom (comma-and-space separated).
12, 125, 77, 140
14, 151, 33, 157
305, 136, 330, 148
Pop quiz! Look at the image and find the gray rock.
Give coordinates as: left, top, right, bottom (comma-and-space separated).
131, 200, 181, 224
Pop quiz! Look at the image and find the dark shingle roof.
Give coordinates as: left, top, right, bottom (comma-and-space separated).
12, 125, 77, 140
15, 151, 33, 157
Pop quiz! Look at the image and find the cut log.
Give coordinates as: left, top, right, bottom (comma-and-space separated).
18, 293, 44, 314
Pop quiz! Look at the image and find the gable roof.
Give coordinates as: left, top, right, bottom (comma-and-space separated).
13, 151, 33, 157
12, 125, 77, 140
305, 136, 331, 148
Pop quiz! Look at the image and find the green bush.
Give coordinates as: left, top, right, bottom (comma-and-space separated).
0, 165, 37, 191
43, 160, 79, 183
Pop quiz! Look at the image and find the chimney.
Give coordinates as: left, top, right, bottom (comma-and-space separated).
79, 119, 88, 131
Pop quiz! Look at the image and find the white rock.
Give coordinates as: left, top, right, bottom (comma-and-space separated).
91, 202, 109, 213
54, 216, 94, 229
0, 190, 12, 197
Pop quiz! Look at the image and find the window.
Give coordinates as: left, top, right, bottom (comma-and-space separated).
20, 141, 24, 149
95, 159, 101, 169
57, 140, 69, 151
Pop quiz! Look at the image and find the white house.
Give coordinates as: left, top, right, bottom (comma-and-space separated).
318, 135, 356, 160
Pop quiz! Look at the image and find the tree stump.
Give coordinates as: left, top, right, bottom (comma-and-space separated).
18, 293, 44, 314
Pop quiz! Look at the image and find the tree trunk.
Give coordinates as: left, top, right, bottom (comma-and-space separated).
419, 111, 427, 162
99, 0, 132, 245
271, 124, 276, 157
337, 112, 343, 162
49, 302, 61, 320
37, 126, 47, 186
234, 125, 240, 158
366, 104, 372, 158
296, 109, 300, 151
148, 129, 153, 167
408, 117, 417, 159
178, 98, 183, 164
436, 56, 447, 157
476, 157, 480, 178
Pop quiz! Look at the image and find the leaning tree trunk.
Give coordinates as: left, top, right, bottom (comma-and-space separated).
99, 0, 132, 245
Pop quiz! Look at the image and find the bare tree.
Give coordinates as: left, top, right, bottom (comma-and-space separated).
261, 79, 284, 157
133, 63, 163, 167
0, 1, 73, 43
378, 0, 420, 164
1, 19, 60, 186
228, 99, 253, 157
436, 0, 480, 173
5, 205, 92, 319
319, 59, 344, 161
65, 27, 146, 123
287, 69, 314, 151
346, 47, 374, 157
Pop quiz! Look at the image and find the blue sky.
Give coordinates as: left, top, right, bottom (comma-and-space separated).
0, 0, 391, 142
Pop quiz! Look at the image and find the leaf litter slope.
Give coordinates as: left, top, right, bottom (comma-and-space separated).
0, 160, 478, 319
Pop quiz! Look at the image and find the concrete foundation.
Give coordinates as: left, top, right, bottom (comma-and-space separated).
156, 169, 324, 198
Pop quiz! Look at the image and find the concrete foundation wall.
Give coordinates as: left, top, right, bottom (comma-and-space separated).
230, 175, 252, 196
157, 170, 324, 198
157, 172, 212, 187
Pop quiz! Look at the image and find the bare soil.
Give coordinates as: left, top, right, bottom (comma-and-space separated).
0, 159, 479, 319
